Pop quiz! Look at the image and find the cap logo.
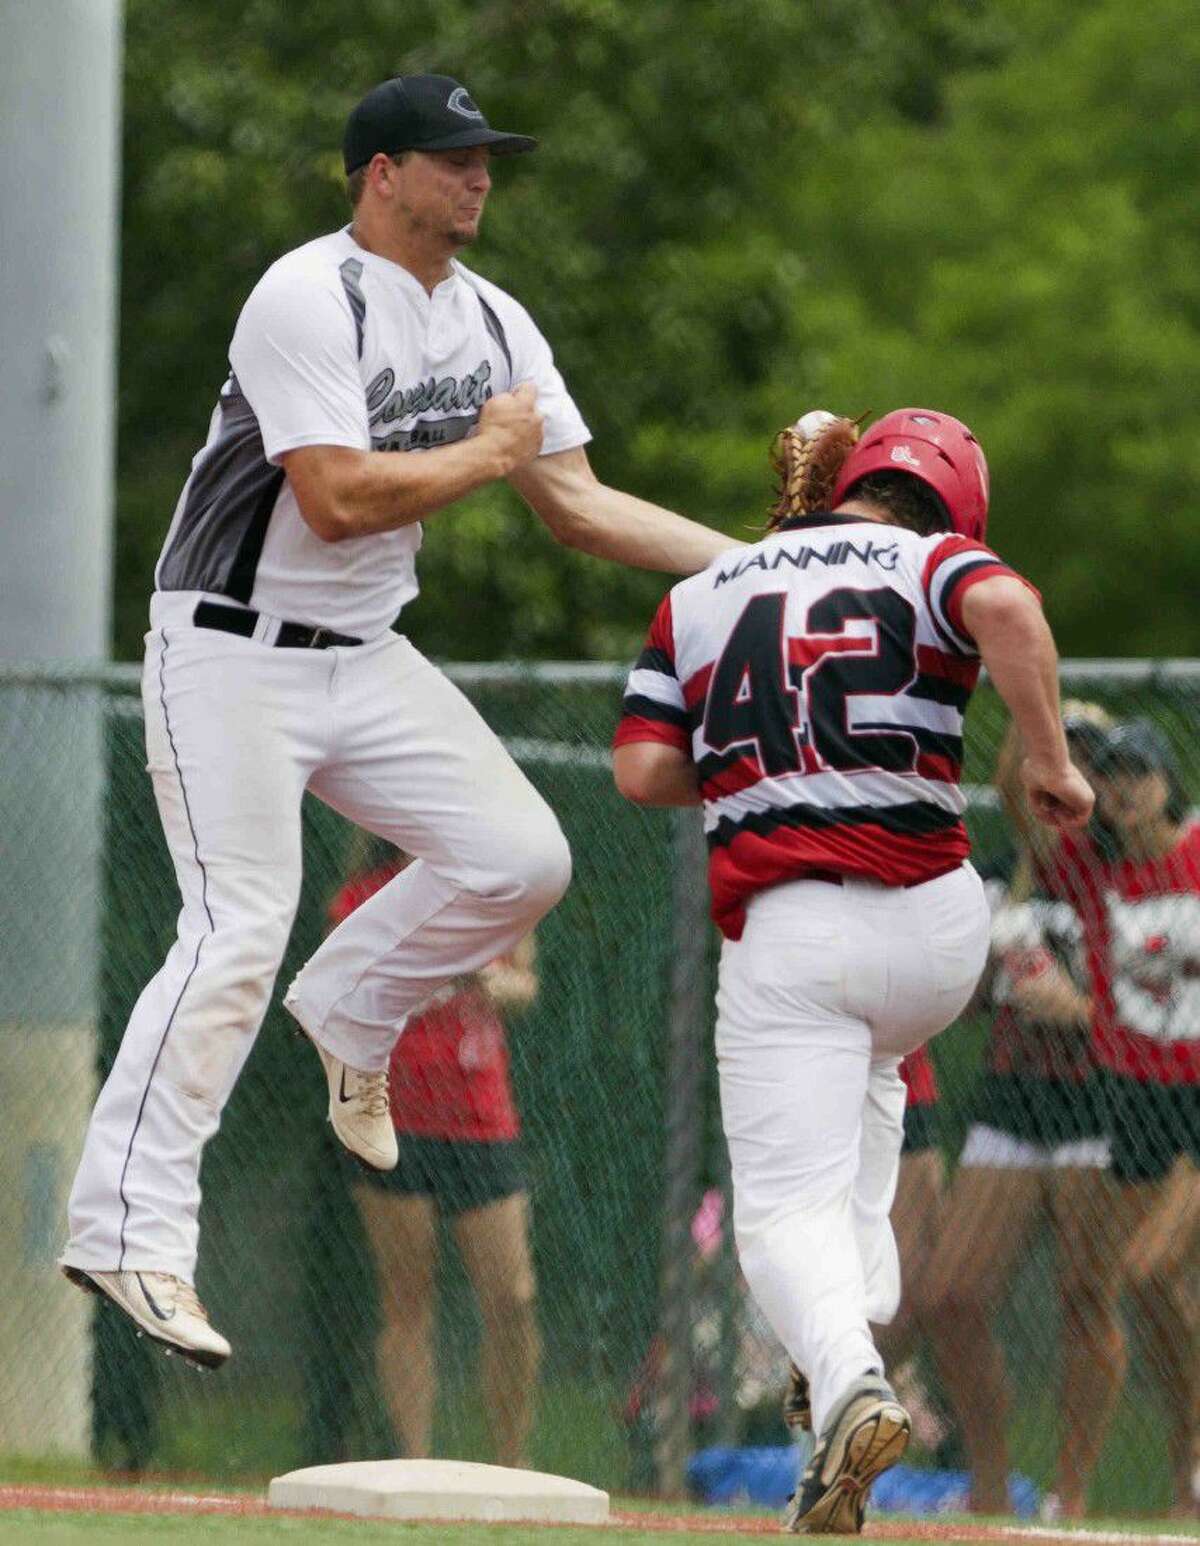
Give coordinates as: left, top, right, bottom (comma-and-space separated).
890, 444, 921, 468
447, 87, 485, 120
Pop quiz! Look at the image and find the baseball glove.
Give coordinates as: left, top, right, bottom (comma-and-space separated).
766, 409, 862, 530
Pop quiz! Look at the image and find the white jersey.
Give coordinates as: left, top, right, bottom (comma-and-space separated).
154, 228, 591, 639
616, 512, 1033, 937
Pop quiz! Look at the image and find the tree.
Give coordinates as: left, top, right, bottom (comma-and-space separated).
114, 0, 1195, 661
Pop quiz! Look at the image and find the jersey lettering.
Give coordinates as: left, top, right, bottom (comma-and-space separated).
702, 593, 802, 776
805, 589, 918, 773
701, 587, 920, 779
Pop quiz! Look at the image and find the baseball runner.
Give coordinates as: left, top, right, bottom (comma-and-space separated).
613, 408, 1094, 1533
58, 74, 737, 1367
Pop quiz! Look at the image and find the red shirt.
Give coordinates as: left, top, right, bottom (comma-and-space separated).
901, 1045, 938, 1107
328, 865, 521, 1141
387, 986, 520, 1142
1045, 824, 1200, 1086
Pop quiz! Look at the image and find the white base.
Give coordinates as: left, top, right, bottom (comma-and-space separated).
267, 1458, 610, 1525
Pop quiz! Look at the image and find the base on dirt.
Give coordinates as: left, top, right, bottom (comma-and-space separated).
267, 1458, 610, 1525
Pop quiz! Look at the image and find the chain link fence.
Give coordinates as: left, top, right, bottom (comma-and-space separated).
1, 659, 1197, 1515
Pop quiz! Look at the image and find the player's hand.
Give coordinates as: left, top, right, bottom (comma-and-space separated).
1021, 757, 1095, 830
1006, 962, 1092, 1030
476, 382, 544, 473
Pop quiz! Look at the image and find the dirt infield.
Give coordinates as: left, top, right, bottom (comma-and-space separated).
0, 1484, 1193, 1545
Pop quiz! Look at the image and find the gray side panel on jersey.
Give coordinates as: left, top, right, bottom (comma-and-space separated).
460, 276, 513, 383
339, 257, 367, 361
156, 378, 285, 604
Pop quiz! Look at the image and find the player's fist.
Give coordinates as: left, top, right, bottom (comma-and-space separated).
477, 382, 544, 473
1021, 758, 1095, 830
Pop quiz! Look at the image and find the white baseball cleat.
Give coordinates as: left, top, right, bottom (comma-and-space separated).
284, 990, 398, 1171
62, 1265, 231, 1369
783, 1372, 910, 1534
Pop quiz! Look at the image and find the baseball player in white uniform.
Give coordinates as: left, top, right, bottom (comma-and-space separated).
613, 408, 1094, 1533
59, 74, 737, 1367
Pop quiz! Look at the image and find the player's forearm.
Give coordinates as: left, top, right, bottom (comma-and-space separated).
511, 451, 739, 575
966, 581, 1072, 774
561, 483, 739, 574
285, 439, 509, 541
612, 743, 702, 806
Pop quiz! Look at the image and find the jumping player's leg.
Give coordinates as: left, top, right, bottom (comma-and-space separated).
291, 637, 570, 1071
63, 628, 314, 1280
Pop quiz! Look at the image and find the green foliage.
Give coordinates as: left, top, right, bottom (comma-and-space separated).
116, 0, 1199, 661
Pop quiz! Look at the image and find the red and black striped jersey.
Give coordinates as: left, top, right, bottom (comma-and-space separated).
1044, 824, 1200, 1086
615, 511, 1035, 938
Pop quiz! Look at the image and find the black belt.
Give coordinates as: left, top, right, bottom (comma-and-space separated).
193, 601, 362, 649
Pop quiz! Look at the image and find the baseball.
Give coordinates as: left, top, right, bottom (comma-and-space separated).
792, 409, 839, 439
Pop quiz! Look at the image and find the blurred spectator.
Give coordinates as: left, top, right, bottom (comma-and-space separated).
330, 841, 541, 1470
1042, 718, 1199, 1518
922, 705, 1115, 1515
625, 1185, 806, 1483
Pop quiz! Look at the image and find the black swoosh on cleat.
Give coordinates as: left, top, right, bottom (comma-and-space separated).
338, 1067, 352, 1104
137, 1273, 175, 1321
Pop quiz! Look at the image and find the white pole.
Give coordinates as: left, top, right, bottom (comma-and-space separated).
0, 0, 122, 1458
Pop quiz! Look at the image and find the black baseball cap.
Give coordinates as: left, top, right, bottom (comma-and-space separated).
1062, 715, 1110, 767
1091, 719, 1175, 777
343, 74, 537, 173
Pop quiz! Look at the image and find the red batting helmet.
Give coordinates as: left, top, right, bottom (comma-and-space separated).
831, 408, 990, 541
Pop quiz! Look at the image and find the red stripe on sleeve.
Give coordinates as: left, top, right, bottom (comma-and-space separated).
613, 716, 691, 752
921, 535, 991, 595
943, 563, 1041, 644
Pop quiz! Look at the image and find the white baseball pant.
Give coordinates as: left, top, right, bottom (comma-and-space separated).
63, 601, 570, 1282
716, 864, 989, 1434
